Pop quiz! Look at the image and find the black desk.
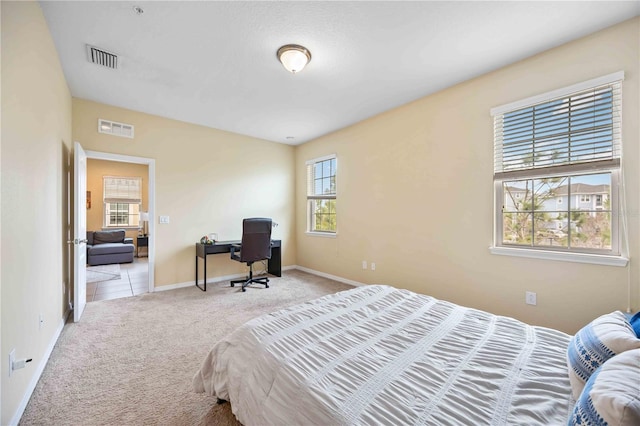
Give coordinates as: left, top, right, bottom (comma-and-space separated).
195, 240, 281, 291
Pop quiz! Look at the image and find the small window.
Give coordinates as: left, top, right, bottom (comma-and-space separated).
306, 155, 337, 234
103, 176, 142, 228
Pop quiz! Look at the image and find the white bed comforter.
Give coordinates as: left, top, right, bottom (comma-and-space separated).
193, 285, 574, 425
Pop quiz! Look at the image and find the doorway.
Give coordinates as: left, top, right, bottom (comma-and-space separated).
84, 150, 155, 302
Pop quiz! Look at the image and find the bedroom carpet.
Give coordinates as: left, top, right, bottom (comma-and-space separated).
18, 270, 352, 426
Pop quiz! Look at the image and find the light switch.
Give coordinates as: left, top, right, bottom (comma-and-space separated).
159, 215, 170, 224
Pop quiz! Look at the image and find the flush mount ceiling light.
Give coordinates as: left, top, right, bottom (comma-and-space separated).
277, 44, 311, 74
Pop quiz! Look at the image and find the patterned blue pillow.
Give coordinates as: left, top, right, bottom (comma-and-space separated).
569, 349, 640, 426
629, 311, 640, 338
567, 311, 640, 399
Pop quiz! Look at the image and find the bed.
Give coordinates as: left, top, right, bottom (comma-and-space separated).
193, 285, 577, 425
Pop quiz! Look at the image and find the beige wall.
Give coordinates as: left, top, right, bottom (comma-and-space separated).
86, 159, 149, 248
0, 4, 636, 422
1, 2, 73, 424
73, 99, 296, 288
295, 17, 640, 334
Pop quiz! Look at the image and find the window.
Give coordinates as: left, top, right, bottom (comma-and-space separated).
103, 176, 142, 228
492, 72, 623, 258
306, 155, 337, 234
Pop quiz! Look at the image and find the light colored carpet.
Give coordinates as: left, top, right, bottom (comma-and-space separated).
86, 264, 121, 283
19, 270, 352, 426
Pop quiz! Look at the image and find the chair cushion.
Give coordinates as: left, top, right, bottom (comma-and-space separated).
93, 229, 126, 244
89, 242, 134, 256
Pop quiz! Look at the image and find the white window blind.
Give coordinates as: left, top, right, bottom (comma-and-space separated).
491, 72, 624, 259
494, 80, 622, 180
103, 176, 142, 203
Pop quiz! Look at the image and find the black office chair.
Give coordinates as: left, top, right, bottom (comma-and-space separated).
230, 218, 272, 292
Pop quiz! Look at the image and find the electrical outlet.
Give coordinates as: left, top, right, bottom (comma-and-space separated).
362, 260, 367, 270
525, 291, 537, 306
371, 262, 376, 271
8, 349, 15, 378
159, 215, 170, 224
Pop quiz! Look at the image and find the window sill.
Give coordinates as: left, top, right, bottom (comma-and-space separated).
306, 231, 337, 238
102, 227, 140, 231
489, 246, 628, 267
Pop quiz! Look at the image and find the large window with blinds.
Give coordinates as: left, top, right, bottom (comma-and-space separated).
492, 72, 623, 257
103, 176, 142, 228
306, 155, 337, 234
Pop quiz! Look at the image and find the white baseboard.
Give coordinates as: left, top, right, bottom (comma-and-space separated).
293, 265, 365, 287
152, 265, 327, 292
152, 272, 247, 292
9, 309, 71, 426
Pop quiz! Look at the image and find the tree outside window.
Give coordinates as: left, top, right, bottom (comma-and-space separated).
493, 74, 622, 256
306, 156, 337, 233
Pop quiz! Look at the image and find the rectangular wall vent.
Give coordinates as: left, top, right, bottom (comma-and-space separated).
98, 119, 134, 139
86, 44, 118, 69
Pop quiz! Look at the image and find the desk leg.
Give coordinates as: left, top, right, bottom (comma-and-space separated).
267, 246, 282, 277
195, 255, 206, 292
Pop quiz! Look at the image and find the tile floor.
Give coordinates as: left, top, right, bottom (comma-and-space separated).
86, 257, 149, 302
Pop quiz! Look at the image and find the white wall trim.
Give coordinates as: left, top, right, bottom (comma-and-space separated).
489, 246, 628, 267
9, 310, 70, 426
305, 153, 336, 165
294, 265, 365, 287
153, 273, 247, 292
153, 265, 298, 292
490, 70, 625, 116
305, 231, 337, 238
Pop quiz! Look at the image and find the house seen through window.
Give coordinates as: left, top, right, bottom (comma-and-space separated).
492, 72, 623, 256
306, 155, 337, 233
103, 176, 142, 228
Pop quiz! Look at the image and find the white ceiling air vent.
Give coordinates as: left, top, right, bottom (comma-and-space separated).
98, 119, 134, 139
86, 44, 118, 69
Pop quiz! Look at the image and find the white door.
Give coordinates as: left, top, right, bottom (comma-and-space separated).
73, 141, 88, 322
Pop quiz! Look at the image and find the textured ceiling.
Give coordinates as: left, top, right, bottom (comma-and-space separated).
41, 1, 639, 145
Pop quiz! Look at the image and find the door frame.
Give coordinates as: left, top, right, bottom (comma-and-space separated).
85, 149, 156, 292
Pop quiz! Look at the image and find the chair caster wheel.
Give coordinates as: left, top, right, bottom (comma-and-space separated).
265, 284, 269, 288
242, 288, 246, 292
230, 283, 234, 287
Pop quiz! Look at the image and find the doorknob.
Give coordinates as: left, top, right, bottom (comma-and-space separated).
67, 239, 88, 245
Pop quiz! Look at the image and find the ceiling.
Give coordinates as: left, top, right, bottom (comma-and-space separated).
41, 1, 640, 145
